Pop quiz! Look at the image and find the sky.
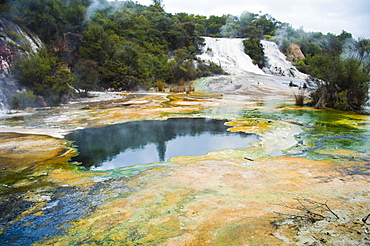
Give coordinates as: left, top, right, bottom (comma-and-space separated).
135, 0, 370, 39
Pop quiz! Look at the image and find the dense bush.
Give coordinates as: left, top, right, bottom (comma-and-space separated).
307, 56, 370, 110
272, 25, 370, 110
73, 59, 99, 93
2, 0, 89, 43
13, 48, 72, 106
10, 90, 37, 109
1, 0, 369, 110
243, 38, 266, 68
0, 0, 229, 96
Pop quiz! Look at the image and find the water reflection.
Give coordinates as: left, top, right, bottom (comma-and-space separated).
65, 118, 259, 170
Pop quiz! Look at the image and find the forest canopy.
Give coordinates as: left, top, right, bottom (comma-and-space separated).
0, 0, 369, 109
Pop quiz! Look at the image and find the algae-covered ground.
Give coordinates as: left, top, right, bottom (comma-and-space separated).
0, 92, 369, 245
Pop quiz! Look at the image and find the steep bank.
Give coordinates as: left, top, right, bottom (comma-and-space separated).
0, 17, 42, 112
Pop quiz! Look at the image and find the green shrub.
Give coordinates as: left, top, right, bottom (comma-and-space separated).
294, 90, 305, 106
333, 90, 350, 110
243, 38, 266, 68
13, 49, 72, 106
308, 57, 370, 110
11, 91, 37, 110
157, 80, 164, 92
209, 62, 225, 74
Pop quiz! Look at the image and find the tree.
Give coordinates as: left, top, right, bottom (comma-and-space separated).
243, 38, 266, 68
220, 15, 241, 38
79, 24, 114, 65
308, 55, 370, 110
4, 0, 89, 43
205, 15, 228, 37
13, 49, 72, 105
345, 38, 370, 73
73, 59, 99, 94
170, 49, 197, 83
152, 0, 163, 6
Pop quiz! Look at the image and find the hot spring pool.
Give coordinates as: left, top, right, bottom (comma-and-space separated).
65, 118, 259, 170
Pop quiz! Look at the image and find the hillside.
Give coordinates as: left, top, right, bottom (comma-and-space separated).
0, 0, 368, 110
0, 17, 42, 112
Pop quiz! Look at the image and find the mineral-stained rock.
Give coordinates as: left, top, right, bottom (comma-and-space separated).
286, 43, 305, 63
0, 17, 43, 111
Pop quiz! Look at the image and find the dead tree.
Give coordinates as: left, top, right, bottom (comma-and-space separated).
273, 197, 340, 223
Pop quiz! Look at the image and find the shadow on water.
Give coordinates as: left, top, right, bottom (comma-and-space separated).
65, 118, 259, 170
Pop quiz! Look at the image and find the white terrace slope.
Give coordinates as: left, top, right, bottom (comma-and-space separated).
198, 37, 307, 80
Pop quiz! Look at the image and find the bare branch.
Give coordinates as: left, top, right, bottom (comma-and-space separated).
302, 199, 340, 220
362, 213, 370, 224
273, 211, 319, 222
273, 197, 340, 223
323, 202, 340, 220
294, 198, 326, 220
